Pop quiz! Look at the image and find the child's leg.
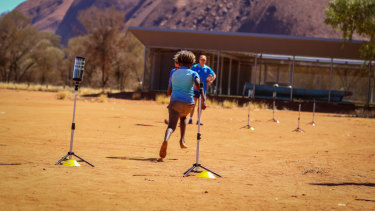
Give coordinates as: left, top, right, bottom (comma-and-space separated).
179, 116, 188, 148
159, 108, 179, 159
189, 97, 198, 123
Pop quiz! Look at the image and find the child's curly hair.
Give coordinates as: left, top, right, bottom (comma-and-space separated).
175, 50, 196, 67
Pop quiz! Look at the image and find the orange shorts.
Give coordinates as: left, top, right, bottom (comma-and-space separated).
168, 101, 194, 117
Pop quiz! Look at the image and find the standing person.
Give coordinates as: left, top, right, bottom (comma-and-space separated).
158, 50, 206, 161
188, 55, 216, 125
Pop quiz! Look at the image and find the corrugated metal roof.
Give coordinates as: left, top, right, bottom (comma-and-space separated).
128, 27, 363, 60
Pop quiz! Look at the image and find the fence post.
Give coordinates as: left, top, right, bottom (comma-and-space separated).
252, 54, 258, 98
290, 56, 295, 101
328, 58, 333, 103
215, 51, 221, 95
367, 61, 372, 107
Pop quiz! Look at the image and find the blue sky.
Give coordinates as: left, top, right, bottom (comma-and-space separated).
0, 0, 27, 14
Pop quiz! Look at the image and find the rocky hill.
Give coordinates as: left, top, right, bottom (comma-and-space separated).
16, 0, 74, 32
16, 0, 343, 45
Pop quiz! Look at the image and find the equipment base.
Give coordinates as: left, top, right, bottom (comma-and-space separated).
184, 163, 222, 177
56, 151, 95, 167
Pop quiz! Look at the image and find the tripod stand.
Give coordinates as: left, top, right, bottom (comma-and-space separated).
310, 99, 316, 126
293, 103, 304, 133
56, 82, 95, 167
183, 92, 221, 177
271, 91, 279, 123
242, 90, 254, 130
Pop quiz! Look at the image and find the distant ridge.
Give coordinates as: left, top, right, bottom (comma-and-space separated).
16, 0, 74, 32
16, 0, 344, 45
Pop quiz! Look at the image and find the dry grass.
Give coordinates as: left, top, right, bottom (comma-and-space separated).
0, 82, 118, 102
97, 94, 108, 103
242, 101, 270, 110
206, 98, 222, 107
222, 100, 238, 108
353, 108, 375, 118
0, 82, 66, 92
155, 94, 170, 104
0, 82, 119, 95
154, 95, 270, 110
56, 91, 73, 100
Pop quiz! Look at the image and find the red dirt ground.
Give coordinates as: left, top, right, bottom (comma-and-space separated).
0, 89, 374, 210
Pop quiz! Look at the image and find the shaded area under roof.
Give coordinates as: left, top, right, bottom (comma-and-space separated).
128, 27, 363, 60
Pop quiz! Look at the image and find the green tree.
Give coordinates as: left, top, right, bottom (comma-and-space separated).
113, 32, 144, 91
30, 38, 65, 85
0, 11, 39, 82
77, 6, 126, 89
325, 0, 375, 61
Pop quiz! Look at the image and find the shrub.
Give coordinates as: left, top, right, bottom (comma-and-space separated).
155, 94, 170, 104
222, 100, 237, 108
353, 108, 375, 118
97, 93, 108, 103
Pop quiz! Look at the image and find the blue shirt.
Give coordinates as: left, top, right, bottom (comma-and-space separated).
191, 64, 215, 92
168, 68, 178, 88
170, 66, 200, 104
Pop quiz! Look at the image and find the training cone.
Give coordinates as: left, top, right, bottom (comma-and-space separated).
197, 171, 216, 179
246, 126, 255, 131
63, 159, 81, 167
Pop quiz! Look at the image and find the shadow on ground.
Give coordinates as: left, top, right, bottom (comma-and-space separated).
309, 182, 375, 187
106, 156, 178, 162
135, 124, 154, 127
106, 156, 158, 162
0, 163, 22, 165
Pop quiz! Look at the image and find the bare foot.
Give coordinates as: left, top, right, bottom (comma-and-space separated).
157, 158, 163, 162
159, 141, 168, 158
180, 140, 188, 149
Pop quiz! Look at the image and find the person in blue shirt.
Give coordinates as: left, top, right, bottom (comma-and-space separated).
188, 55, 216, 125
159, 50, 206, 161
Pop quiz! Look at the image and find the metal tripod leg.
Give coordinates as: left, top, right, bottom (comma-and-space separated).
183, 164, 198, 177
73, 152, 95, 167
199, 164, 222, 177
55, 152, 95, 167
184, 163, 222, 177
56, 153, 70, 165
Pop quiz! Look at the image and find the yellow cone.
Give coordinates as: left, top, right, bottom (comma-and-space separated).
63, 159, 81, 167
197, 171, 216, 178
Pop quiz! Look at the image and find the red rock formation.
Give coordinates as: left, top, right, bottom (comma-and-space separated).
15, 0, 348, 45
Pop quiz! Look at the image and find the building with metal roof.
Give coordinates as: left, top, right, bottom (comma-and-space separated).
129, 27, 374, 104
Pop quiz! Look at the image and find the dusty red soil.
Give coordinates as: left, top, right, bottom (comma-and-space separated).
0, 89, 374, 210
